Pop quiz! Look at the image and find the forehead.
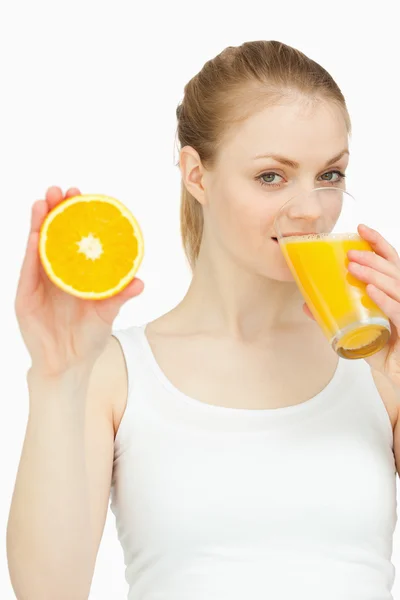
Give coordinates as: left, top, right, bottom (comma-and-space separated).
219, 100, 349, 165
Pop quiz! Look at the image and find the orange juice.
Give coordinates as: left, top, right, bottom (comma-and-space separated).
280, 233, 390, 359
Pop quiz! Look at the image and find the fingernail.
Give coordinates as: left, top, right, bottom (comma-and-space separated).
363, 224, 375, 233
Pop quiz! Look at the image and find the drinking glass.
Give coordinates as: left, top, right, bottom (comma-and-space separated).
274, 187, 391, 359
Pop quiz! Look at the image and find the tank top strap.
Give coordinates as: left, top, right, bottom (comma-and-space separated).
344, 357, 394, 447
111, 323, 393, 450
112, 324, 146, 399
111, 324, 149, 455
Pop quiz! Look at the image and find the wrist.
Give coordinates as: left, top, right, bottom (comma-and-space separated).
27, 361, 95, 394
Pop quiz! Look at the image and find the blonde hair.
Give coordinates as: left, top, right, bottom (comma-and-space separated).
176, 40, 352, 269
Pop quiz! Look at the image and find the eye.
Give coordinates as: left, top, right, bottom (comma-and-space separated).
320, 170, 346, 183
255, 170, 346, 189
257, 172, 285, 187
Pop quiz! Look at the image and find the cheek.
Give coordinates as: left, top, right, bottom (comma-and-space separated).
330, 204, 343, 230
210, 180, 276, 240
205, 183, 296, 279
218, 199, 272, 253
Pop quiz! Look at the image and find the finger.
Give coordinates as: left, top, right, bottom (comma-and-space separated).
17, 198, 54, 303
97, 278, 145, 323
44, 186, 81, 216
17, 201, 48, 297
117, 277, 145, 302
16, 231, 41, 301
366, 285, 400, 329
348, 262, 400, 303
358, 224, 400, 264
45, 186, 64, 210
347, 249, 400, 281
30, 200, 49, 233
65, 187, 81, 198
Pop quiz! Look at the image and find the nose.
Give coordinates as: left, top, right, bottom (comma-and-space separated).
287, 188, 323, 223
286, 188, 325, 222
274, 187, 344, 237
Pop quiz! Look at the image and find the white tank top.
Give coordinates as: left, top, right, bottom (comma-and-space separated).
110, 324, 397, 600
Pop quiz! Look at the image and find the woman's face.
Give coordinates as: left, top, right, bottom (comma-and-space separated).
200, 98, 350, 281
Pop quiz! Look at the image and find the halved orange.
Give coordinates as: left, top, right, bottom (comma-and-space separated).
39, 194, 144, 300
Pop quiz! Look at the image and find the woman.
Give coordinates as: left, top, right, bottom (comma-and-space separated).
7, 40, 400, 599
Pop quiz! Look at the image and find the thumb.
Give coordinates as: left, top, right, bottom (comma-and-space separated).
97, 278, 145, 323
303, 302, 315, 321
117, 278, 145, 304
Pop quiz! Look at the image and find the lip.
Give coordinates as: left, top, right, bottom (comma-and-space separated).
272, 232, 317, 239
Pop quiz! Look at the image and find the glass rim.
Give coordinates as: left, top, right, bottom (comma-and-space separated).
273, 186, 356, 240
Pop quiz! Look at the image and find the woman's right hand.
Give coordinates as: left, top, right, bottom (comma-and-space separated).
15, 186, 144, 378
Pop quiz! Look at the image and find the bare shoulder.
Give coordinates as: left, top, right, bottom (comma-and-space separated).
372, 370, 400, 475
371, 369, 400, 431
86, 335, 128, 440
63, 335, 129, 561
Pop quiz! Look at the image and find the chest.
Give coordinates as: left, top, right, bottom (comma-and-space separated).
145, 327, 342, 410
112, 413, 397, 556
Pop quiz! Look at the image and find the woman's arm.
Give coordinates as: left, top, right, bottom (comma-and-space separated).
372, 369, 400, 474
6, 336, 125, 600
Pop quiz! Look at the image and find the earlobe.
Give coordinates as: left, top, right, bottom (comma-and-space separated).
180, 146, 206, 205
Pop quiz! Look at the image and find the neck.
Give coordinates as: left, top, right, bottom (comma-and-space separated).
173, 239, 305, 341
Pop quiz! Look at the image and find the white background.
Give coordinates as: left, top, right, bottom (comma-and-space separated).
1, 0, 400, 598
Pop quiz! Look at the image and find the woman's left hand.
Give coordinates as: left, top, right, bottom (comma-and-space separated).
303, 224, 400, 385
345, 224, 400, 386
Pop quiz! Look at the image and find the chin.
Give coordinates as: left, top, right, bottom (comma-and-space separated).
263, 265, 295, 282
256, 251, 296, 282
248, 259, 295, 282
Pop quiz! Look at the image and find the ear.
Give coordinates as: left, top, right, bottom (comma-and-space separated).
179, 146, 206, 206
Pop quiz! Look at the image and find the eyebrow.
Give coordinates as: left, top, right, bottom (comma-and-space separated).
252, 149, 350, 169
